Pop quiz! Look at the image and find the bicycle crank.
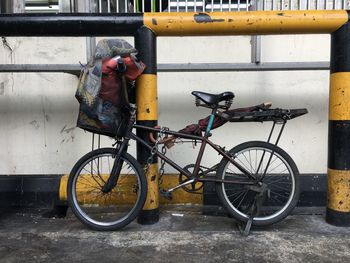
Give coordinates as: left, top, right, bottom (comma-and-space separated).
179, 164, 204, 193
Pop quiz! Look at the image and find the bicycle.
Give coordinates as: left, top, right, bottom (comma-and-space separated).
67, 90, 307, 232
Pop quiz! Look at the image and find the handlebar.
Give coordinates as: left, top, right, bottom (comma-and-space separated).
116, 57, 127, 74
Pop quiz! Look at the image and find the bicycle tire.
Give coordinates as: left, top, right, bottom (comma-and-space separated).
67, 148, 147, 231
215, 141, 300, 226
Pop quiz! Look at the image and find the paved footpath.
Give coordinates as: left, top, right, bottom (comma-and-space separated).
0, 206, 349, 263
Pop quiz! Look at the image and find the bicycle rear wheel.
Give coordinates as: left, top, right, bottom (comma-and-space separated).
67, 148, 147, 231
216, 141, 300, 226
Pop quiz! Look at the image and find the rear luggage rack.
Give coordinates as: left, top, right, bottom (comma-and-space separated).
221, 108, 308, 123
228, 108, 308, 122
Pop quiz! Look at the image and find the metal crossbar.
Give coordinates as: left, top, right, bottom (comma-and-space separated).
0, 0, 347, 74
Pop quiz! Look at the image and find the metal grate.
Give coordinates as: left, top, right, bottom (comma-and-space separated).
25, 0, 59, 13
262, 0, 349, 10
89, 0, 348, 13
17, 0, 349, 13
90, 0, 251, 13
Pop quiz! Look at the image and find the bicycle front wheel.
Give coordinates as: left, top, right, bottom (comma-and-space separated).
67, 148, 147, 231
216, 141, 300, 226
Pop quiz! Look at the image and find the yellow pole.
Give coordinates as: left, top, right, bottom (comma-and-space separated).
135, 26, 160, 224
144, 10, 347, 36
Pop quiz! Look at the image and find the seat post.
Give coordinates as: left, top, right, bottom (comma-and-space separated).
205, 107, 217, 137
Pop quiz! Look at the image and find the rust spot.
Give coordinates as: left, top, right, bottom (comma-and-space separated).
228, 19, 233, 22
247, 22, 254, 25
146, 108, 151, 113
339, 201, 344, 205
194, 13, 224, 23
151, 175, 156, 181
150, 199, 154, 204
152, 18, 158, 25
277, 13, 284, 16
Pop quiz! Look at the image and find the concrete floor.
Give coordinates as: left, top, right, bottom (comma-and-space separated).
0, 206, 349, 263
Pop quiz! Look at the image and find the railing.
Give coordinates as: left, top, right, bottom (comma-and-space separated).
0, 0, 348, 74
19, 0, 349, 13
85, 0, 348, 13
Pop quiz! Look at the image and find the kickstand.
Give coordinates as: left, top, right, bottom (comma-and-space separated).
238, 190, 265, 236
238, 201, 256, 236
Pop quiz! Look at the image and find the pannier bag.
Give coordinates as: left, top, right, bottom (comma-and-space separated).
76, 39, 145, 137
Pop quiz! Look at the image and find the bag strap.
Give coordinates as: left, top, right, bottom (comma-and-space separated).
120, 75, 130, 105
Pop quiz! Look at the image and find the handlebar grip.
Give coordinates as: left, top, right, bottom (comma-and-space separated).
117, 58, 127, 73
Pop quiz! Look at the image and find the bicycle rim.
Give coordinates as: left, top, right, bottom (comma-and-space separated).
71, 152, 142, 228
220, 146, 296, 222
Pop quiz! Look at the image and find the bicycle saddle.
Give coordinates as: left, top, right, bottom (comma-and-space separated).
192, 91, 235, 105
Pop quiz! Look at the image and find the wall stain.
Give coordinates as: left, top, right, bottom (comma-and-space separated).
60, 125, 75, 134
41, 97, 48, 147
29, 120, 40, 130
0, 82, 4, 95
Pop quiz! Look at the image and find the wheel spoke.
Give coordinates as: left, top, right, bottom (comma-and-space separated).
266, 175, 290, 185
235, 156, 254, 175
236, 190, 249, 208
218, 143, 298, 226
270, 190, 290, 199
242, 152, 254, 174
69, 151, 145, 230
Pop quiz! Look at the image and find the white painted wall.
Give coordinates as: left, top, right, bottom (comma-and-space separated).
0, 34, 330, 174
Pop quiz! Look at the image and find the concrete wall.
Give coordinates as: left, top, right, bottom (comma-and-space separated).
0, 34, 330, 174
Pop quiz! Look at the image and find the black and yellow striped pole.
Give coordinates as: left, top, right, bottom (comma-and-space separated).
327, 20, 350, 226
135, 26, 159, 224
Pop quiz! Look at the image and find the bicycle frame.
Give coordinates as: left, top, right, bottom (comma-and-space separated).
103, 104, 307, 192
130, 124, 256, 186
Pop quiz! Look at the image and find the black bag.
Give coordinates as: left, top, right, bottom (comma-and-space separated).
77, 94, 130, 138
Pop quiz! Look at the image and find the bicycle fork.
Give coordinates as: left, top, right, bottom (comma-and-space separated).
101, 138, 129, 193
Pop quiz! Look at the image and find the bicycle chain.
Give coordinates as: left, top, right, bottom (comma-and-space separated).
158, 145, 166, 186
144, 127, 168, 188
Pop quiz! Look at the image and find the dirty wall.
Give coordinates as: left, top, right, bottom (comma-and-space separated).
0, 34, 329, 174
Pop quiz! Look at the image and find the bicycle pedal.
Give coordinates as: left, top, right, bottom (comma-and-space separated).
160, 189, 173, 200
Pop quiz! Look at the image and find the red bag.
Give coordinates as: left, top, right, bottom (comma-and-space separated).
103, 55, 146, 82
101, 60, 122, 106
